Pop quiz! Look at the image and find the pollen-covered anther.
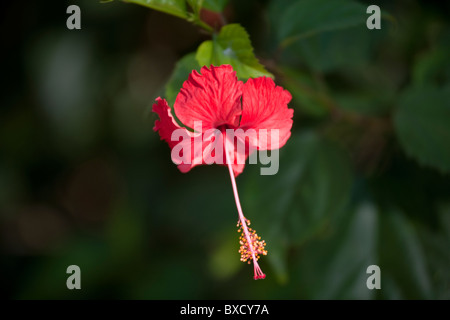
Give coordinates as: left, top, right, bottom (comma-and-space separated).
237, 219, 268, 263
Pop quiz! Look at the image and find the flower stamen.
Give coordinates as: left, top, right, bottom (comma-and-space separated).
225, 138, 267, 280
237, 219, 267, 279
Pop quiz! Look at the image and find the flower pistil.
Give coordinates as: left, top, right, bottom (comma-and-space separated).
237, 218, 267, 280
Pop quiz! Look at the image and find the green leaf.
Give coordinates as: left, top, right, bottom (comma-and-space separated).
293, 203, 378, 299
164, 53, 199, 106
418, 205, 450, 299
394, 85, 450, 174
412, 46, 450, 86
203, 0, 228, 12
291, 204, 434, 299
265, 223, 290, 284
283, 133, 353, 244
281, 68, 330, 117
284, 26, 372, 73
187, 0, 203, 14
334, 90, 394, 116
378, 208, 433, 299
277, 0, 367, 48
196, 23, 273, 79
123, 0, 188, 19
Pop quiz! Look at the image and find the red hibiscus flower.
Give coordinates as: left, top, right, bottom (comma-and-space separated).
153, 64, 293, 280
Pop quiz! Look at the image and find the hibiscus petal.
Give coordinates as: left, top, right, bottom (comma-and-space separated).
174, 65, 243, 132
152, 97, 185, 149
240, 77, 293, 150
152, 97, 199, 172
153, 97, 246, 176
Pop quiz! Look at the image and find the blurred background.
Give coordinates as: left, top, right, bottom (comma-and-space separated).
1, 0, 449, 299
